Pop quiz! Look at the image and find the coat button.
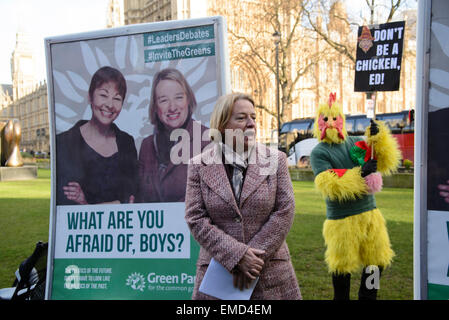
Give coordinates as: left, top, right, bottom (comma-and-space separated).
234, 216, 242, 223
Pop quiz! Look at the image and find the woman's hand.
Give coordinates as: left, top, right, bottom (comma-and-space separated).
63, 182, 88, 205
232, 271, 254, 291
438, 180, 449, 203
237, 247, 265, 280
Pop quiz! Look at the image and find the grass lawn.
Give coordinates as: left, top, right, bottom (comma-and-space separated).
0, 170, 413, 299
0, 169, 51, 289
288, 180, 414, 300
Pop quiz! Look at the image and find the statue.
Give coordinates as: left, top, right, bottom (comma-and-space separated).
0, 119, 24, 167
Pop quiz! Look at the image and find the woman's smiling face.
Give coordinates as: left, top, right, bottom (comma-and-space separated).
155, 79, 189, 129
90, 81, 123, 126
223, 98, 257, 151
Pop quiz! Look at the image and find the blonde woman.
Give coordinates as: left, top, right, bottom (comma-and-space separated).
185, 93, 301, 300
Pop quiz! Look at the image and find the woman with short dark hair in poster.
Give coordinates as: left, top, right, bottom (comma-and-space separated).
56, 66, 138, 205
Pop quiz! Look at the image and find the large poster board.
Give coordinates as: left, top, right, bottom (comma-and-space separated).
415, 0, 449, 300
45, 17, 230, 299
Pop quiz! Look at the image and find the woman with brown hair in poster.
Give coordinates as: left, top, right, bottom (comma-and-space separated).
138, 68, 209, 203
56, 66, 138, 205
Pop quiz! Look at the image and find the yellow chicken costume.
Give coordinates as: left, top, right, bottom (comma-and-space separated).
310, 93, 401, 300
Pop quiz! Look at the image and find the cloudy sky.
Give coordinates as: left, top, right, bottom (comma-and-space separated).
0, 0, 110, 84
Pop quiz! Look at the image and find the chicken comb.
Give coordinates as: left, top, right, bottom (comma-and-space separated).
328, 92, 336, 108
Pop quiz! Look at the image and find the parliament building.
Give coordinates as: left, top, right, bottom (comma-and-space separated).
0, 0, 416, 150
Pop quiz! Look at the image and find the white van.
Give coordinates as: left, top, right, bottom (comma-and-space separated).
287, 138, 319, 167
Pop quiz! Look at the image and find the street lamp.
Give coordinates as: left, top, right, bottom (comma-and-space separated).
273, 31, 281, 141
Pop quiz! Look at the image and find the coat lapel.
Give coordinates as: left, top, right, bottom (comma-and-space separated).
199, 143, 240, 214
239, 144, 272, 208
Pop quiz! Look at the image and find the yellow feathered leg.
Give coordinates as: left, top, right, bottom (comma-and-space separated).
359, 209, 395, 268
323, 209, 394, 274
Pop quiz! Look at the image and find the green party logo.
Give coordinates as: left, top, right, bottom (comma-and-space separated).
126, 272, 146, 292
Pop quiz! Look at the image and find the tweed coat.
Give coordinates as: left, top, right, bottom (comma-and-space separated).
185, 142, 301, 300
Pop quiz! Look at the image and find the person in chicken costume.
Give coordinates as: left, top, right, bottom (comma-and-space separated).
310, 93, 401, 300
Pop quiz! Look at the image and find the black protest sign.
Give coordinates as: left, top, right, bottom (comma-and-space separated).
354, 21, 405, 92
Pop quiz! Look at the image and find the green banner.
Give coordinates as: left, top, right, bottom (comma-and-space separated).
143, 25, 214, 47
144, 43, 215, 63
51, 236, 199, 300
428, 283, 449, 300
50, 203, 199, 299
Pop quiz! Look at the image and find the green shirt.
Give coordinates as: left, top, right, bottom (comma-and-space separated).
310, 136, 376, 220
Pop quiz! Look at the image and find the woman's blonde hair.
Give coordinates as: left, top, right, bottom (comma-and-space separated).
209, 92, 255, 141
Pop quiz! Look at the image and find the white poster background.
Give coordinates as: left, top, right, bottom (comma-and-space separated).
427, 210, 449, 286
51, 33, 218, 153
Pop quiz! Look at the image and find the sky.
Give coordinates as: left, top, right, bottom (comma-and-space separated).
0, 0, 110, 84
0, 0, 417, 86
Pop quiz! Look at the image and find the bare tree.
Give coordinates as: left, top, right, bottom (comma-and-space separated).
301, 0, 417, 63
211, 0, 416, 132
227, 0, 327, 126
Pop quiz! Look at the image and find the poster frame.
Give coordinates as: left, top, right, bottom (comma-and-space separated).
44, 16, 230, 300
413, 0, 432, 300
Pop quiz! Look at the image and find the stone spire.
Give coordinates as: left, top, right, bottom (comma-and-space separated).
107, 0, 124, 28
10, 32, 36, 100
